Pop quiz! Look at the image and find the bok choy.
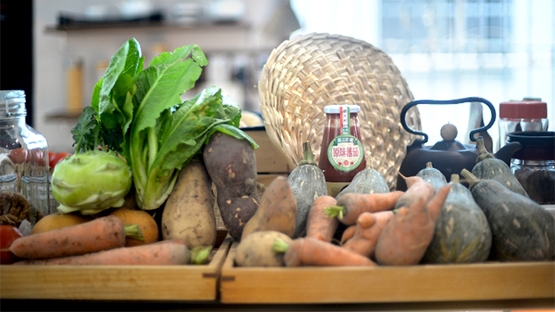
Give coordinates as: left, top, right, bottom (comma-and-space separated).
70, 38, 257, 211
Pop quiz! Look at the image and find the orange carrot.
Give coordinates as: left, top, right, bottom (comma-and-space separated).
13, 239, 201, 265
374, 184, 453, 266
9, 215, 126, 259
394, 175, 436, 209
342, 211, 394, 258
305, 195, 339, 243
340, 225, 356, 244
324, 191, 404, 225
273, 237, 376, 267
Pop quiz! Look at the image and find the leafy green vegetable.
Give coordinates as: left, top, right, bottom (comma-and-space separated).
71, 38, 258, 211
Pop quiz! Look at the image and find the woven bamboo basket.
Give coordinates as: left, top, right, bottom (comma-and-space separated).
258, 33, 422, 190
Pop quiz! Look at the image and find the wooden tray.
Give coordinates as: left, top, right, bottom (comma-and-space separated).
220, 241, 555, 304
0, 237, 232, 301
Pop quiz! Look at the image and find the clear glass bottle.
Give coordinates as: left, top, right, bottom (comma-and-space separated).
508, 131, 555, 205
0, 90, 51, 223
318, 104, 366, 196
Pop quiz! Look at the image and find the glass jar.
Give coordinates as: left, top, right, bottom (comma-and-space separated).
318, 104, 366, 196
497, 98, 548, 151
0, 90, 51, 224
508, 131, 554, 205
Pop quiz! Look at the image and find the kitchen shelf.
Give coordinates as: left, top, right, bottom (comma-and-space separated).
44, 20, 250, 34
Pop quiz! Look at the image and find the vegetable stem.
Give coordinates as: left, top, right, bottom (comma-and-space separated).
323, 206, 346, 219
124, 224, 145, 241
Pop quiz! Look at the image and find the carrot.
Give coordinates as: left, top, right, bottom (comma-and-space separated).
394, 174, 436, 210
13, 239, 203, 265
342, 211, 394, 258
305, 195, 339, 243
374, 184, 453, 266
340, 225, 356, 244
273, 237, 376, 267
324, 191, 404, 225
9, 215, 126, 259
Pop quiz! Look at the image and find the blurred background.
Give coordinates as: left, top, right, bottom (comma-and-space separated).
1, 0, 554, 152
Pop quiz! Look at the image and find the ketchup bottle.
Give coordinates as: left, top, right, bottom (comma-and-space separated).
318, 105, 366, 196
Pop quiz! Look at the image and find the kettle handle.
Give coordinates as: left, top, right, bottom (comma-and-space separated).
400, 97, 496, 144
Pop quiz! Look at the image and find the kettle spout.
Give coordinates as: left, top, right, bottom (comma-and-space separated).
494, 141, 522, 166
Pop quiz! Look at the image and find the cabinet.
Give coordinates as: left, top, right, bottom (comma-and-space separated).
43, 20, 271, 121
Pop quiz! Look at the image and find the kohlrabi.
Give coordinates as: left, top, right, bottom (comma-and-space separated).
51, 151, 132, 215
70, 38, 257, 211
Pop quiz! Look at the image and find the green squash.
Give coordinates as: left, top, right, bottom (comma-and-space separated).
472, 137, 528, 197
461, 169, 555, 262
335, 168, 389, 200
422, 174, 492, 264
416, 162, 448, 192
288, 142, 327, 238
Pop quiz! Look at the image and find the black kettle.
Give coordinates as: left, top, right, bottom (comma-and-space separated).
396, 97, 522, 191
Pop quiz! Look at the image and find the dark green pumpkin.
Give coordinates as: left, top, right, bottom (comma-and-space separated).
461, 169, 555, 262
335, 167, 390, 200
472, 137, 528, 197
422, 174, 492, 264
416, 162, 448, 191
288, 142, 327, 238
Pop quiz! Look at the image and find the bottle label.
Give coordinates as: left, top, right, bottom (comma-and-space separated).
326, 106, 364, 172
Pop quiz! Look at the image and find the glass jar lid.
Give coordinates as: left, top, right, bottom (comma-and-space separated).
0, 90, 26, 117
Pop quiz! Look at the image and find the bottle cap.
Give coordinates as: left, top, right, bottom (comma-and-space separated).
499, 99, 547, 119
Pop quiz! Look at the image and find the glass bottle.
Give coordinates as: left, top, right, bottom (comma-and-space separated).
0, 90, 51, 224
508, 131, 555, 205
497, 98, 548, 151
318, 104, 366, 196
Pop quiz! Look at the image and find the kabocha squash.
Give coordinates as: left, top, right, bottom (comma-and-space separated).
288, 142, 328, 238
416, 162, 448, 191
335, 168, 389, 200
472, 137, 528, 197
461, 169, 555, 262
422, 174, 492, 264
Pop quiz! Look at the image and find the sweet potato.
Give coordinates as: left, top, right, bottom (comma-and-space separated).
235, 230, 292, 267
161, 158, 217, 249
241, 176, 297, 239
203, 132, 260, 241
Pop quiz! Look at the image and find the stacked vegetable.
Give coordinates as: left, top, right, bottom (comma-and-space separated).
1, 38, 260, 265
234, 139, 555, 267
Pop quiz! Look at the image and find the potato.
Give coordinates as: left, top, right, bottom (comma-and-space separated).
203, 132, 260, 241
110, 208, 159, 247
161, 158, 217, 249
241, 176, 297, 240
31, 213, 92, 235
235, 230, 292, 267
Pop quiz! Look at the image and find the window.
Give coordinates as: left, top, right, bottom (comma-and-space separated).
291, 0, 554, 150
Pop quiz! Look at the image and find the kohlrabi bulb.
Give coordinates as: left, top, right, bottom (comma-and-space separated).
51, 151, 132, 215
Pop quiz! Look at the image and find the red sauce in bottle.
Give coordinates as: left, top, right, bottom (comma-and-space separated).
318, 105, 366, 183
